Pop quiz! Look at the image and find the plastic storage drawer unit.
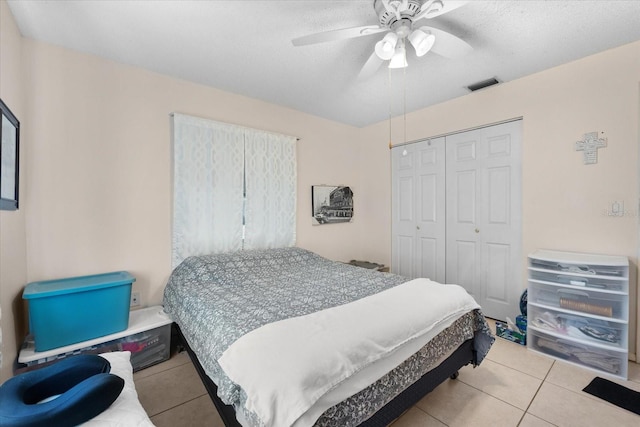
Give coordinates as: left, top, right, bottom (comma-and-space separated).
23, 271, 135, 351
527, 249, 629, 379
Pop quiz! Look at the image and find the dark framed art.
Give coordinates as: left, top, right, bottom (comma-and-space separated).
311, 185, 353, 225
0, 98, 20, 211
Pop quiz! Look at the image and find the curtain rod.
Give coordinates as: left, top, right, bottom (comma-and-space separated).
169, 112, 300, 141
389, 116, 523, 149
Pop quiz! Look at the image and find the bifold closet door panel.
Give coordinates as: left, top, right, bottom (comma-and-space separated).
445, 121, 523, 321
391, 137, 446, 282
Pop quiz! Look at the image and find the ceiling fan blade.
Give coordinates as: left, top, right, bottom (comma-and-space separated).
358, 51, 384, 80
292, 25, 387, 46
420, 26, 472, 59
415, 0, 469, 21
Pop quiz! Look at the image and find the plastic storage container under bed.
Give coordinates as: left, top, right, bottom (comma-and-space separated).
23, 271, 135, 351
17, 306, 171, 373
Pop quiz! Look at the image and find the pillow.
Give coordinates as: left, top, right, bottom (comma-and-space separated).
0, 354, 124, 427
81, 351, 155, 426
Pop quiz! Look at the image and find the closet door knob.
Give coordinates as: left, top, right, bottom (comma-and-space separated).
416, 226, 421, 230
475, 228, 480, 233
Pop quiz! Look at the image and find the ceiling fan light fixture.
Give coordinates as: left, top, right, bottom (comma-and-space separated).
409, 29, 436, 57
388, 43, 408, 68
375, 32, 399, 60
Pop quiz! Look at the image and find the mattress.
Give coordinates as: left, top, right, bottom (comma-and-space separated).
163, 247, 494, 427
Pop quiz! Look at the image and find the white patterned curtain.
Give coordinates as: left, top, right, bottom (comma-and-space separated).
244, 130, 297, 249
171, 114, 297, 267
172, 113, 245, 267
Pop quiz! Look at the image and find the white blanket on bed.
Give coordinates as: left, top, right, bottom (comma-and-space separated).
218, 278, 480, 427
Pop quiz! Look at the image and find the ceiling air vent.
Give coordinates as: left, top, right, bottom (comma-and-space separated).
467, 77, 500, 92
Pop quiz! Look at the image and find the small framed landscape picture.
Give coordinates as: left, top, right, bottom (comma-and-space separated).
0, 98, 20, 211
311, 185, 353, 225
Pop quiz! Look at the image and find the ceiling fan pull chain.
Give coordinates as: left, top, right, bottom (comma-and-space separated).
403, 65, 407, 145
388, 66, 393, 145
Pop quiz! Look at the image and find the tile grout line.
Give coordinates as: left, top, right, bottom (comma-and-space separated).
483, 322, 561, 425
418, 375, 528, 426
410, 399, 451, 427
136, 356, 206, 419
148, 391, 210, 420
418, 363, 526, 426
516, 359, 558, 426
453, 351, 558, 425
134, 357, 193, 381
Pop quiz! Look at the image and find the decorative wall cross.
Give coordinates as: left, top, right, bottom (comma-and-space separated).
575, 132, 607, 165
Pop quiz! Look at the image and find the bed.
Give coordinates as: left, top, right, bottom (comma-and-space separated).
163, 247, 494, 427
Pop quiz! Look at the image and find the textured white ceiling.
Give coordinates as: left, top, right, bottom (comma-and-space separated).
7, 0, 640, 127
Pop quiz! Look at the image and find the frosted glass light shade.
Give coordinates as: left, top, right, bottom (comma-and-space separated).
375, 32, 399, 60
388, 44, 407, 68
409, 29, 436, 57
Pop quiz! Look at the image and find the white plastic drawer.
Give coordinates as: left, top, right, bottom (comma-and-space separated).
529, 269, 627, 293
529, 258, 627, 278
528, 305, 627, 349
529, 329, 627, 377
529, 282, 627, 321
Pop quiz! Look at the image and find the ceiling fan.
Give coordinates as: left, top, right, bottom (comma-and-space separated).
292, 0, 472, 77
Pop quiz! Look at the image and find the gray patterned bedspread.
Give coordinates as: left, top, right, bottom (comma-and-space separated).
163, 247, 494, 426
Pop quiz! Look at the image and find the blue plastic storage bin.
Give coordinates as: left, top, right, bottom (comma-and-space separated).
23, 271, 135, 351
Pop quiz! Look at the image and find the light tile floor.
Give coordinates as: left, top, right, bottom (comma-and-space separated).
134, 320, 640, 426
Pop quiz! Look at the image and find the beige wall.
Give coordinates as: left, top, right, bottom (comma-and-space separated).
0, 0, 28, 381
358, 40, 640, 357
21, 39, 365, 303
1, 5, 364, 378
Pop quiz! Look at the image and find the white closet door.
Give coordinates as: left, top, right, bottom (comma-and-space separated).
415, 138, 446, 282
392, 144, 418, 278
391, 138, 446, 282
445, 120, 522, 321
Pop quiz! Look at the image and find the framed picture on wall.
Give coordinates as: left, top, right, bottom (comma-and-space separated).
311, 185, 353, 225
0, 98, 20, 211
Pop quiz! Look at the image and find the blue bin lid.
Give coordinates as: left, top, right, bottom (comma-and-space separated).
23, 271, 135, 299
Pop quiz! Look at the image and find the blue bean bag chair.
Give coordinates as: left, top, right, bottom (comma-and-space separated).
0, 354, 124, 427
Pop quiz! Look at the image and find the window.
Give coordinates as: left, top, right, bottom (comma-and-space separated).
171, 113, 296, 267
